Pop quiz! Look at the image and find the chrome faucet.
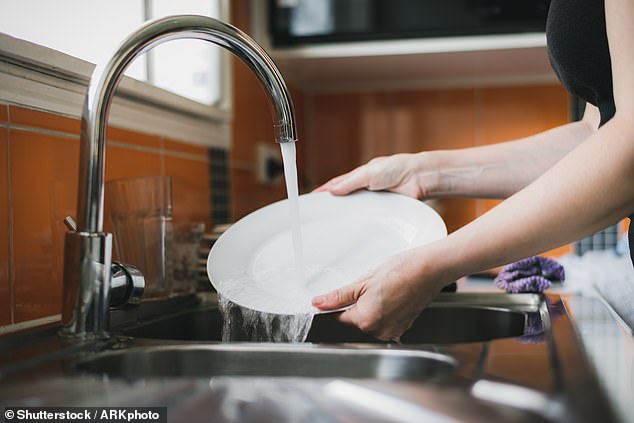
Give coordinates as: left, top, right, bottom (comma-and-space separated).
62, 15, 297, 338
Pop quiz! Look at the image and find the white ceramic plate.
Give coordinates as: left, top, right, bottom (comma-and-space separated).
207, 191, 447, 315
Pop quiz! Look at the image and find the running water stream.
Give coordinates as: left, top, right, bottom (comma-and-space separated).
280, 142, 306, 283
220, 141, 314, 342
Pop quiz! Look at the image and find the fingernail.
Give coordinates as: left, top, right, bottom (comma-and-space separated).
312, 296, 325, 307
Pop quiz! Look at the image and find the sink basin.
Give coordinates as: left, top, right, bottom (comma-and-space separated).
120, 294, 545, 344
77, 345, 456, 381
310, 306, 530, 344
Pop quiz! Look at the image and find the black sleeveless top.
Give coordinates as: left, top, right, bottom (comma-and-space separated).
547, 0, 634, 263
546, 0, 615, 125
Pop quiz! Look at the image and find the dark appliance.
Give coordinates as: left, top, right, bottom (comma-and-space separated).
269, 0, 551, 47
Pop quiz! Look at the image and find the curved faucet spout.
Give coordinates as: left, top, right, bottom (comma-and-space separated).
78, 14, 297, 233
64, 15, 297, 337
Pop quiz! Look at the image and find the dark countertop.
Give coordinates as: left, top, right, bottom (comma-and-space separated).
0, 289, 629, 423
460, 276, 634, 423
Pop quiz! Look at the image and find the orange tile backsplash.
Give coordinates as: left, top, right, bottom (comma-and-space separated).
10, 106, 80, 135
479, 86, 569, 145
104, 144, 163, 181
304, 94, 361, 188
165, 155, 212, 227
231, 58, 276, 165
163, 137, 210, 157
230, 167, 286, 221
440, 198, 478, 235
0, 105, 7, 124
107, 126, 162, 150
10, 129, 79, 322
1, 105, 212, 325
0, 127, 10, 325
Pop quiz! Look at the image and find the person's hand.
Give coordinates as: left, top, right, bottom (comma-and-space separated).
311, 247, 448, 341
314, 153, 436, 199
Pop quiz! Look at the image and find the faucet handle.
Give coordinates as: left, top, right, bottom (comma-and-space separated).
110, 262, 145, 308
64, 216, 78, 232
64, 215, 144, 308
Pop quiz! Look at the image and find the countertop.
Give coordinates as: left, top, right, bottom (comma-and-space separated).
0, 284, 632, 423
460, 276, 634, 422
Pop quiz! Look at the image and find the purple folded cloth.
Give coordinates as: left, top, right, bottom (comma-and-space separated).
495, 256, 565, 293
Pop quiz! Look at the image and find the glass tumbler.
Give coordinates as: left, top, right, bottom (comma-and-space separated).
172, 222, 205, 295
105, 176, 174, 298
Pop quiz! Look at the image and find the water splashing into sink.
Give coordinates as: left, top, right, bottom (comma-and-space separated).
219, 294, 314, 342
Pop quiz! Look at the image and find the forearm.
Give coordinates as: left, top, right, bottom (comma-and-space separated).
425, 115, 634, 283
421, 119, 595, 199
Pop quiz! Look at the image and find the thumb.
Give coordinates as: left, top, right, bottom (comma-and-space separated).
312, 281, 364, 310
329, 167, 370, 195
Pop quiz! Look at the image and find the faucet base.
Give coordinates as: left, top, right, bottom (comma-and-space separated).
62, 231, 113, 338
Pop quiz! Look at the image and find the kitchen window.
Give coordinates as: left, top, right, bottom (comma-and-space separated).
0, 0, 228, 107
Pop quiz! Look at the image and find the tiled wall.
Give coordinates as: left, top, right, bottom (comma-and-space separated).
0, 105, 213, 326
0, 105, 9, 327
302, 85, 571, 238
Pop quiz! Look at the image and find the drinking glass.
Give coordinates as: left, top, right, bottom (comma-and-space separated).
172, 221, 205, 295
106, 176, 173, 298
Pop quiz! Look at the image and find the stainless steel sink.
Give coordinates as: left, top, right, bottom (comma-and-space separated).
120, 293, 546, 344
76, 344, 457, 382
87, 293, 544, 386
3, 293, 621, 423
